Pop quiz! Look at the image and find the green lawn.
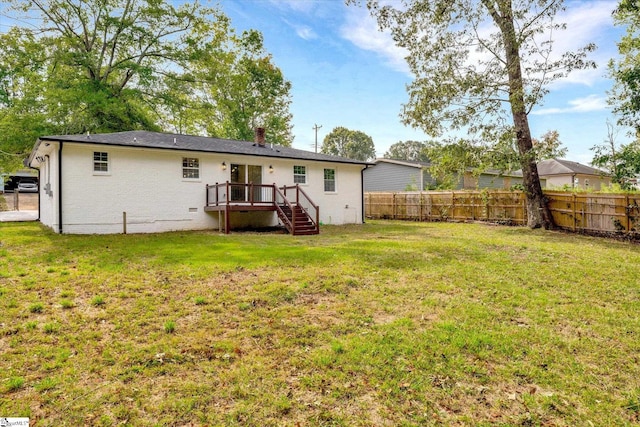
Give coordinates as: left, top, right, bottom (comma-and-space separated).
1, 221, 639, 426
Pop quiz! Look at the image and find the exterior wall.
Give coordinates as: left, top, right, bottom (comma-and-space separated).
38, 144, 61, 232
36, 142, 365, 234
268, 158, 364, 225
61, 143, 218, 234
576, 174, 611, 191
542, 174, 611, 190
476, 174, 524, 189
363, 162, 424, 191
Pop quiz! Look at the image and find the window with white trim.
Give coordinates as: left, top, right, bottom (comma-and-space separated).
293, 165, 307, 184
324, 168, 336, 192
93, 152, 109, 173
182, 157, 200, 179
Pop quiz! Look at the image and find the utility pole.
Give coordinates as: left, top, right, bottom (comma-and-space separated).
312, 124, 322, 153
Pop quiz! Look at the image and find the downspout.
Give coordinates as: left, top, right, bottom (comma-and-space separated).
361, 165, 369, 224
58, 142, 63, 234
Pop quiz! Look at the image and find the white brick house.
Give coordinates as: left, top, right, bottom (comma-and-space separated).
27, 130, 371, 234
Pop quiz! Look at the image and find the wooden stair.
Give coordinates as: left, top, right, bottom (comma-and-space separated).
277, 204, 319, 235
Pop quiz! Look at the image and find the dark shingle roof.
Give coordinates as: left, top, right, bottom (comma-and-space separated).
36, 131, 372, 165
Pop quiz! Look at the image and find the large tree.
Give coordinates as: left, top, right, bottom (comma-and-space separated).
384, 140, 429, 162
591, 122, 640, 188
0, 0, 293, 172
321, 126, 376, 161
609, 0, 640, 133
354, 0, 595, 228
424, 130, 566, 189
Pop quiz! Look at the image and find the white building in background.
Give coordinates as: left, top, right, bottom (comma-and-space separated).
27, 130, 371, 234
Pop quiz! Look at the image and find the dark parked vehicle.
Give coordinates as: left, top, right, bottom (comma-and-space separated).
17, 179, 38, 193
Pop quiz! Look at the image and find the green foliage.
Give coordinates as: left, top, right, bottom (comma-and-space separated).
423, 138, 482, 189
5, 376, 24, 392
60, 299, 74, 309
91, 295, 105, 307
321, 126, 376, 161
609, 0, 640, 132
591, 123, 640, 188
422, 130, 566, 190
357, 0, 595, 228
384, 140, 429, 162
0, 0, 294, 172
29, 302, 44, 313
164, 321, 176, 334
43, 322, 59, 334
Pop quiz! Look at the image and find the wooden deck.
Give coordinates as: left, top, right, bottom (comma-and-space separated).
205, 182, 319, 235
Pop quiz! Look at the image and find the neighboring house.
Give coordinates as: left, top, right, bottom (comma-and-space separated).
537, 159, 611, 191
363, 158, 524, 191
363, 159, 434, 191
27, 130, 370, 234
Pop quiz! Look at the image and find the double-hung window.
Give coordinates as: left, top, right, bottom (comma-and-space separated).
182, 158, 200, 179
324, 168, 336, 192
293, 165, 307, 184
93, 152, 109, 173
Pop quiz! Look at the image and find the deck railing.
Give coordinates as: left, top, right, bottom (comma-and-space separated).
206, 182, 276, 207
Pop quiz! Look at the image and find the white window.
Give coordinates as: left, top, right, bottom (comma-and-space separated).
324, 168, 336, 192
182, 157, 200, 179
293, 165, 307, 184
93, 152, 109, 173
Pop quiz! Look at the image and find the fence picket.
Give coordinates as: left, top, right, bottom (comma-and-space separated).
365, 191, 640, 235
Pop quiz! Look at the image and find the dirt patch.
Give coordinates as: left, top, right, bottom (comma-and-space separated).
1, 192, 39, 211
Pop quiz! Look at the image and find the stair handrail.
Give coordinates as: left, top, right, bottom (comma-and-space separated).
280, 184, 319, 231
273, 185, 294, 233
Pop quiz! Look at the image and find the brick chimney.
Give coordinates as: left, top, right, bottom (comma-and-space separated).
254, 127, 266, 147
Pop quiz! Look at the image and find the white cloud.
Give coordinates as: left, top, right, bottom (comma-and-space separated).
340, 8, 410, 74
532, 94, 608, 115
282, 18, 318, 40
544, 1, 619, 86
341, 1, 618, 84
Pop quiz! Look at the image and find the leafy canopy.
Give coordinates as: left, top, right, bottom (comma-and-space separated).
355, 0, 595, 227
591, 122, 640, 189
321, 127, 376, 161
0, 0, 293, 172
609, 0, 640, 133
384, 140, 430, 162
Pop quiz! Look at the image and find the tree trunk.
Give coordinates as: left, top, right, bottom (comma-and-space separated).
494, 0, 554, 229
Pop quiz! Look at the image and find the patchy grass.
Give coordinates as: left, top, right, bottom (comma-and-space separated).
0, 221, 639, 426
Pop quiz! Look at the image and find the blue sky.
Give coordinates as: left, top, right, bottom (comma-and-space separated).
221, 0, 630, 165
0, 0, 629, 164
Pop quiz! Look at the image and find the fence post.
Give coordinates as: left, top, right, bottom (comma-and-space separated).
451, 191, 455, 221
626, 194, 631, 232
15, 190, 19, 211
393, 193, 397, 219
572, 193, 577, 232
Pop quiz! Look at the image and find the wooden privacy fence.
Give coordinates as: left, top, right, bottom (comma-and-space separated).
365, 191, 640, 234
